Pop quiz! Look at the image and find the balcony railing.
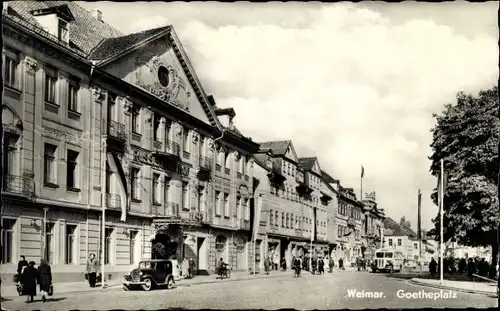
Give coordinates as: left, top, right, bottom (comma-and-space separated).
3, 175, 35, 197
153, 140, 162, 150
154, 202, 180, 217
215, 164, 221, 172
199, 156, 212, 170
239, 219, 251, 230
347, 218, 356, 227
165, 140, 180, 156
189, 210, 204, 223
105, 193, 121, 210
107, 120, 127, 141
224, 168, 230, 175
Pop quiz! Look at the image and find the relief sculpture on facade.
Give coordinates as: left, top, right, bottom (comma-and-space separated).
42, 126, 82, 146
134, 53, 189, 111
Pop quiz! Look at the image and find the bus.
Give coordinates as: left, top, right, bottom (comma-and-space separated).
371, 248, 404, 273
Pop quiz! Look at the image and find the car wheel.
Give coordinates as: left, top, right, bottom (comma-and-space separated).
371, 268, 376, 273
166, 277, 174, 289
142, 278, 152, 291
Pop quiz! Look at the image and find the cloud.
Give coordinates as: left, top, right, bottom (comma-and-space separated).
91, 2, 497, 230
170, 4, 497, 229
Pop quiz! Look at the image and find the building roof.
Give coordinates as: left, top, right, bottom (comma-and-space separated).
89, 25, 171, 61
258, 140, 291, 155
8, 1, 123, 56
253, 154, 271, 172
297, 157, 316, 171
321, 170, 338, 184
383, 217, 418, 238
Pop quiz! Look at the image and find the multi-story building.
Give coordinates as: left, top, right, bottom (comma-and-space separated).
361, 191, 385, 259
319, 170, 339, 259
1, 1, 259, 282
382, 217, 420, 267
297, 157, 330, 257
252, 141, 311, 270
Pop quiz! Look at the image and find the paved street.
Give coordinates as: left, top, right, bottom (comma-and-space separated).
2, 271, 496, 310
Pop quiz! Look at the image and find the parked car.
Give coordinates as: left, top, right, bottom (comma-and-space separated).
122, 259, 175, 291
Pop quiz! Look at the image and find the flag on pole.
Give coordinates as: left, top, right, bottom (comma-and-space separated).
436, 164, 447, 208
361, 165, 365, 178
417, 189, 422, 240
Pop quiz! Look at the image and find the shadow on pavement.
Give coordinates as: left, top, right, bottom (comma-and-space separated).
0, 297, 12, 302
45, 297, 66, 302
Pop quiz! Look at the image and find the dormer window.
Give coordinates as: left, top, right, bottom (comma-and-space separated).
58, 19, 69, 43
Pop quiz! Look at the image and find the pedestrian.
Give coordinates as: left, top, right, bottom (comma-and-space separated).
467, 258, 476, 279
37, 259, 52, 302
329, 257, 334, 273
338, 258, 344, 271
17, 255, 29, 278
429, 258, 437, 277
264, 256, 271, 275
21, 261, 37, 303
318, 257, 324, 274
281, 257, 287, 271
86, 253, 99, 288
188, 258, 196, 278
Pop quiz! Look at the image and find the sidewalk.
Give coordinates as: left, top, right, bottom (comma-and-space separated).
409, 278, 498, 297
0, 270, 292, 298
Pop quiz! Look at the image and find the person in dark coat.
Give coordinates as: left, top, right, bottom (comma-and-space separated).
467, 258, 476, 279
429, 258, 437, 277
21, 261, 37, 303
37, 259, 52, 302
17, 255, 29, 276
328, 257, 334, 273
338, 258, 344, 270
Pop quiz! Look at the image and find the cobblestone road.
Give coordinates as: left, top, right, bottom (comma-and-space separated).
2, 271, 496, 310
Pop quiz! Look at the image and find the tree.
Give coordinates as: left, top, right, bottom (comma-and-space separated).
429, 86, 499, 278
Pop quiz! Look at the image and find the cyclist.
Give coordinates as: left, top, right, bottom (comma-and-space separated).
217, 258, 228, 279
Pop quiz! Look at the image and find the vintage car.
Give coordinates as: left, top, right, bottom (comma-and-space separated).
122, 259, 175, 291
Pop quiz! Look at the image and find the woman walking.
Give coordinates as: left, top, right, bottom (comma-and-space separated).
37, 259, 52, 302
86, 253, 99, 287
21, 261, 37, 303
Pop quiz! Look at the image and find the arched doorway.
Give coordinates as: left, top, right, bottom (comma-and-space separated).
152, 234, 178, 259
215, 235, 227, 265
235, 237, 247, 270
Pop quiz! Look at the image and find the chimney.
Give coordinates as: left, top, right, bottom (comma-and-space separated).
93, 9, 102, 22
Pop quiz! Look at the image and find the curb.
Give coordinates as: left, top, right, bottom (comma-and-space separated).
408, 279, 498, 298
0, 283, 123, 299
175, 272, 292, 288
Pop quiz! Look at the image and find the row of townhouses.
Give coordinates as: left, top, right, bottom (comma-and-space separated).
1, 1, 385, 282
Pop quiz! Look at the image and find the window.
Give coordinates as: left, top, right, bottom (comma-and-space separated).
129, 230, 138, 265
182, 181, 189, 210
66, 149, 79, 189
44, 144, 57, 184
164, 120, 171, 143
224, 152, 229, 169
198, 187, 204, 212
397, 238, 402, 246
164, 178, 171, 203
152, 173, 160, 204
65, 225, 77, 264
1, 218, 16, 263
244, 198, 249, 220
131, 168, 140, 200
105, 166, 111, 194
132, 106, 140, 134
285, 213, 289, 228
153, 115, 160, 141
3, 136, 17, 178
223, 193, 229, 217
269, 210, 273, 226
45, 223, 55, 264
236, 196, 241, 218
104, 228, 113, 264
68, 76, 79, 112
44, 65, 57, 103
215, 191, 221, 215
58, 19, 69, 42
388, 238, 393, 246
4, 47, 19, 89
182, 127, 189, 152
275, 211, 278, 226
414, 243, 418, 250
281, 212, 285, 227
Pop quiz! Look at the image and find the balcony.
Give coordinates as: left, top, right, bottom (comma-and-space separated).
153, 140, 180, 161
294, 228, 302, 236
237, 172, 242, 179
2, 175, 35, 199
267, 161, 286, 184
105, 193, 121, 210
239, 219, 251, 230
224, 168, 230, 175
347, 218, 356, 228
215, 164, 221, 172
188, 210, 205, 225
154, 202, 180, 218
107, 120, 127, 142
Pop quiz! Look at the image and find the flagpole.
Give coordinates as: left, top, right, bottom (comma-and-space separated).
360, 165, 363, 202
440, 159, 444, 285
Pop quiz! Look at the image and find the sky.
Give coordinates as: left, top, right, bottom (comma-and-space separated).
77, 1, 498, 231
